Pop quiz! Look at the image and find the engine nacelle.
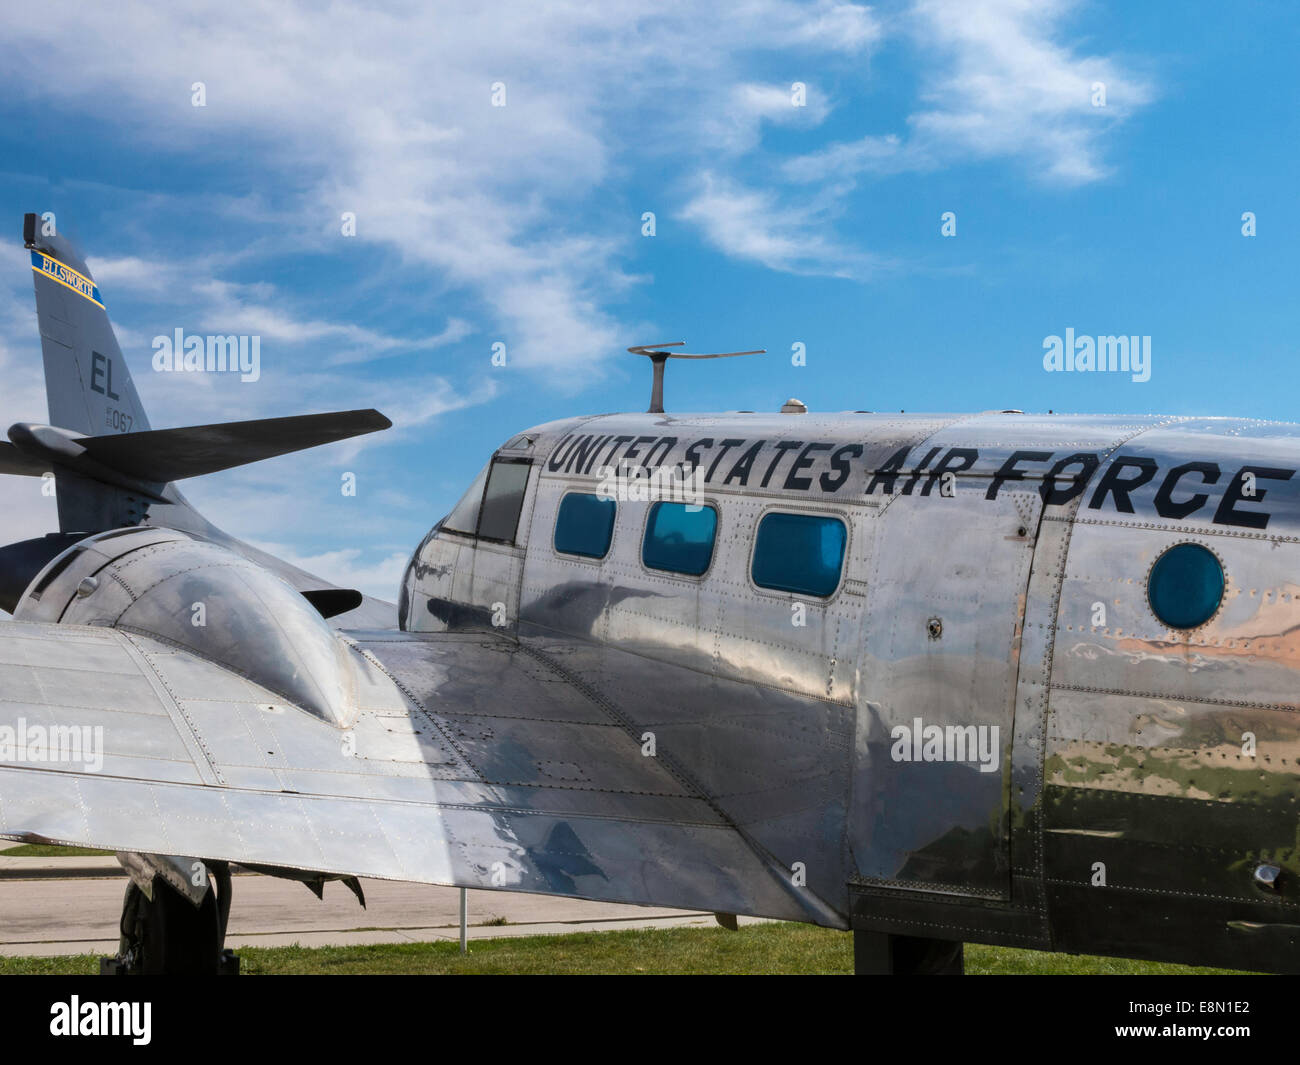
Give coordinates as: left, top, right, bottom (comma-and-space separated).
14, 527, 356, 727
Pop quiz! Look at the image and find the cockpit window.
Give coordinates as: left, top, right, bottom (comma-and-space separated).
477, 459, 531, 543
442, 463, 489, 535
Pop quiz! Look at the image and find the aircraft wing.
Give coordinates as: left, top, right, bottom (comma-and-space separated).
0, 620, 830, 924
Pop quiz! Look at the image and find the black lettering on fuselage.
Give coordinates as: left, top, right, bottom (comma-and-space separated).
821, 444, 863, 492
1154, 461, 1220, 520
920, 448, 978, 496
1213, 466, 1294, 529
901, 447, 942, 495
1087, 455, 1158, 513
565, 434, 600, 473
865, 446, 911, 496
725, 440, 766, 485
582, 435, 612, 474
1039, 452, 1099, 506
705, 439, 745, 483
986, 450, 1052, 500
547, 434, 576, 471
623, 435, 657, 465
761, 441, 803, 488
537, 431, 1293, 528
785, 442, 833, 491
684, 438, 714, 471
602, 436, 635, 468
642, 437, 677, 469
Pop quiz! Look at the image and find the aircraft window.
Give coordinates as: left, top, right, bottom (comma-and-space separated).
477, 459, 531, 543
643, 502, 717, 576
1148, 542, 1224, 629
752, 512, 846, 597
443, 463, 489, 535
554, 492, 616, 559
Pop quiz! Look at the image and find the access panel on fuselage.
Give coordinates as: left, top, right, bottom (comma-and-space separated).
852, 484, 1042, 899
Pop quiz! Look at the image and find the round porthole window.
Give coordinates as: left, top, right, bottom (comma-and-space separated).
1147, 543, 1224, 630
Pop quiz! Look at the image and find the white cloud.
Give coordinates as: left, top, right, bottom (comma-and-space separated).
86, 255, 170, 294
685, 0, 1153, 273
787, 0, 885, 50
780, 134, 906, 184
189, 278, 472, 363
0, 0, 886, 367
243, 544, 410, 603
908, 0, 1153, 184
700, 81, 834, 156
679, 172, 887, 278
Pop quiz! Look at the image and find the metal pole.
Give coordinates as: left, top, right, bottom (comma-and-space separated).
648, 353, 668, 413
459, 887, 468, 953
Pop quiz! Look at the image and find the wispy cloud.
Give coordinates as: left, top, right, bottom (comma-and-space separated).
243, 544, 410, 603
679, 172, 889, 278
686, 0, 1154, 274
907, 0, 1154, 184
0, 0, 891, 368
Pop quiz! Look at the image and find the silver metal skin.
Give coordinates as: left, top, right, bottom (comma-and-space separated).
5, 405, 1300, 970
400, 410, 1300, 968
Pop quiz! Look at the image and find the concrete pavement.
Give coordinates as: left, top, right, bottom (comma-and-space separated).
0, 859, 756, 957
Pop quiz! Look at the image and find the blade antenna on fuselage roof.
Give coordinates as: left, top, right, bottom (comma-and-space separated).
627, 342, 765, 414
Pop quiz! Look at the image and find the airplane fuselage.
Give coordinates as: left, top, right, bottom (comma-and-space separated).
400, 409, 1300, 971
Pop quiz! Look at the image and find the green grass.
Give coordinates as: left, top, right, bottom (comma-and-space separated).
0, 844, 113, 858
0, 922, 1259, 975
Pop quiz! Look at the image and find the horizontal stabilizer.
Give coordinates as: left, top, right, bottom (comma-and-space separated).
75, 409, 391, 483
0, 442, 49, 477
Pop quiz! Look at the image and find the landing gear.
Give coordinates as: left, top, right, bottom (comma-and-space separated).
100, 862, 239, 975
853, 930, 964, 974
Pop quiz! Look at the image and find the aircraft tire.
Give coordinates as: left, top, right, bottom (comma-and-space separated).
123, 875, 222, 975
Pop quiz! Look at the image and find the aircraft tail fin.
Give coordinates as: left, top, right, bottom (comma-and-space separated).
24, 212, 150, 439
16, 214, 391, 534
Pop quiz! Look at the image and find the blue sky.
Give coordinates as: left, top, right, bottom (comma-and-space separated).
0, 0, 1296, 600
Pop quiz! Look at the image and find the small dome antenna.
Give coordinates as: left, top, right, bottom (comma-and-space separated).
628, 341, 765, 414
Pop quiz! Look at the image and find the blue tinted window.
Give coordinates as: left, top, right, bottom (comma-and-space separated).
554, 492, 616, 559
643, 502, 717, 576
752, 513, 846, 597
1148, 542, 1224, 629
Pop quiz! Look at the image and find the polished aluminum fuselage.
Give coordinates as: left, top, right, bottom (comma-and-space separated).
403, 409, 1300, 969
